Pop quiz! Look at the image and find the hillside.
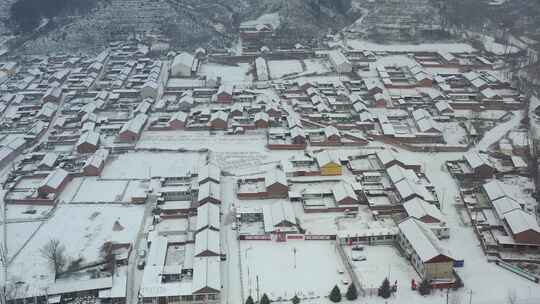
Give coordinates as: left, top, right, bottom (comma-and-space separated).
1, 0, 354, 54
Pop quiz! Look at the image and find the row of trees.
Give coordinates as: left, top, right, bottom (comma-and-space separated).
245, 276, 455, 303
245, 293, 299, 304
329, 283, 358, 302
244, 283, 358, 304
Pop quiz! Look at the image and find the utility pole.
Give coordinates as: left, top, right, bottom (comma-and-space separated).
469, 290, 473, 304
446, 288, 450, 304
256, 275, 260, 303
293, 247, 297, 269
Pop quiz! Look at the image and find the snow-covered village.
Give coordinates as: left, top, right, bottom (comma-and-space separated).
1, 1, 540, 304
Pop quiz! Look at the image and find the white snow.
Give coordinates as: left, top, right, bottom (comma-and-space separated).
198, 62, 252, 85
343, 40, 476, 53
267, 60, 303, 79
8, 205, 144, 293
137, 131, 267, 153
240, 241, 347, 301
101, 152, 202, 179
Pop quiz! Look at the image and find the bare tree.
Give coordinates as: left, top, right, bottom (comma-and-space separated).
100, 241, 115, 272
40, 239, 66, 279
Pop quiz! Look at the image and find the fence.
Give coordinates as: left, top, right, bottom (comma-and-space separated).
334, 242, 366, 297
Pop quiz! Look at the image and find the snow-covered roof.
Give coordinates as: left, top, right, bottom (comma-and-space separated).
328, 50, 350, 67
412, 109, 430, 122
255, 111, 269, 122
198, 163, 221, 184
40, 168, 69, 190
376, 150, 400, 166
255, 57, 268, 80
482, 180, 506, 202
438, 51, 456, 62
210, 110, 228, 122
262, 201, 296, 232
196, 203, 220, 231
169, 111, 188, 123
192, 257, 221, 294
481, 88, 499, 99
435, 100, 453, 113
504, 209, 540, 235
463, 151, 492, 170
403, 198, 445, 223
353, 101, 369, 113
287, 113, 303, 129
172, 52, 195, 68
84, 149, 109, 169
332, 182, 358, 203
290, 126, 305, 139
416, 117, 441, 133
398, 217, 453, 263
217, 84, 233, 96
491, 196, 521, 219
324, 125, 340, 138
264, 168, 287, 188
394, 178, 431, 202
39, 153, 58, 169
197, 181, 221, 203
77, 130, 100, 148
315, 150, 339, 167
48, 277, 113, 295
37, 102, 56, 118
386, 164, 418, 185
194, 228, 220, 256
120, 113, 148, 136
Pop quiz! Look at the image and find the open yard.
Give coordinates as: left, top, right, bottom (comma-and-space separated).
198, 62, 252, 84
101, 151, 202, 179
71, 178, 128, 203
240, 240, 348, 301
7, 204, 144, 293
137, 130, 268, 153
267, 60, 303, 79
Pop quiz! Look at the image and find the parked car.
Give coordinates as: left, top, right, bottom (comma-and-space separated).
341, 279, 349, 285
352, 245, 364, 251
137, 259, 146, 270
352, 253, 367, 261
337, 268, 344, 274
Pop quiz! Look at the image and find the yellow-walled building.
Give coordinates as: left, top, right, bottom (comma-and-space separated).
316, 151, 342, 176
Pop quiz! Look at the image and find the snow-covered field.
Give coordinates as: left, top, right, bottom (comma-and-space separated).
198, 62, 252, 85
71, 178, 128, 203
240, 240, 348, 301
342, 40, 476, 53
137, 130, 268, 152
7, 204, 144, 293
303, 59, 331, 75
101, 151, 203, 179
5, 221, 42, 260
267, 60, 304, 79
5, 204, 53, 221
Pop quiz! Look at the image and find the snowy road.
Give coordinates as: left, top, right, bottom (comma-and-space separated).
126, 194, 155, 304
474, 111, 523, 151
